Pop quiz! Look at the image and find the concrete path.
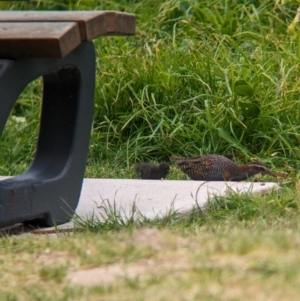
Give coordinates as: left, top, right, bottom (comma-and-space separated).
0, 177, 280, 234
76, 179, 279, 220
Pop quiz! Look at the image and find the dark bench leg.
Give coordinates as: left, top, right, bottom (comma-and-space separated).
0, 42, 95, 228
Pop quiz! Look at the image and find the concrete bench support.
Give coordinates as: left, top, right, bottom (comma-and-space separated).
0, 11, 135, 228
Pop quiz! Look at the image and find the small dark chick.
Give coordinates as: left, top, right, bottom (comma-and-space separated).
171, 154, 276, 181
136, 163, 170, 180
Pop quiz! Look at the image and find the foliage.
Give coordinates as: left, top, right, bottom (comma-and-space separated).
1, 0, 300, 176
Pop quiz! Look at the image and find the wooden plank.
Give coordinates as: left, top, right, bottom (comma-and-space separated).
104, 11, 136, 36
0, 22, 81, 58
0, 11, 136, 41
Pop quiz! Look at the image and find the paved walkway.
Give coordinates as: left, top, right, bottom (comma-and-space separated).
76, 178, 279, 220
0, 177, 279, 234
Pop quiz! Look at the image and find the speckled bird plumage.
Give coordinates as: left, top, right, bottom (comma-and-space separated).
136, 163, 170, 180
171, 154, 276, 181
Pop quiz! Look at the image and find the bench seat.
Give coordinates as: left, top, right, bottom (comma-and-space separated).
0, 11, 135, 58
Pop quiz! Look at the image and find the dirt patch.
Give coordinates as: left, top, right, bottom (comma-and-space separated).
67, 257, 189, 286
207, 254, 249, 270
67, 228, 194, 286
34, 250, 76, 266
130, 227, 192, 251
129, 228, 166, 251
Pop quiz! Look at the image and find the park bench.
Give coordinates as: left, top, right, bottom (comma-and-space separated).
0, 11, 135, 228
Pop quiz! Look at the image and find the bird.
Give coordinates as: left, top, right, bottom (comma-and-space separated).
171, 154, 276, 181
136, 162, 170, 180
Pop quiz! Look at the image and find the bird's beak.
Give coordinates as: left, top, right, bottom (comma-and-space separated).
263, 169, 277, 177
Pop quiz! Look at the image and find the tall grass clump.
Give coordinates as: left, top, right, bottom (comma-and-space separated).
0, 0, 300, 177
90, 0, 300, 173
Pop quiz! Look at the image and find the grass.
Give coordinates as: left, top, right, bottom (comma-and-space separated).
1, 0, 300, 299
3, 223, 300, 300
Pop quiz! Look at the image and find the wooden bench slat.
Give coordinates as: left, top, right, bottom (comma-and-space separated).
0, 11, 135, 41
0, 22, 81, 58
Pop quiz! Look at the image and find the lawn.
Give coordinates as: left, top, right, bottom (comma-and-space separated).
0, 0, 300, 300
